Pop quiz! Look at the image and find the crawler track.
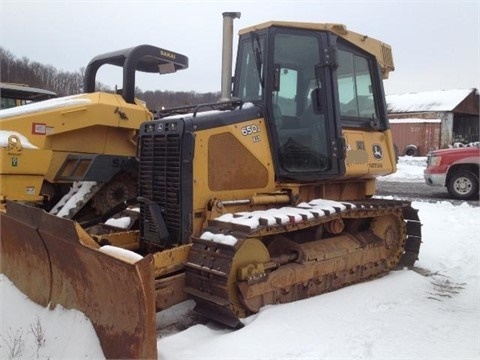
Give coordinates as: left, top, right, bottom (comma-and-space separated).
185, 199, 421, 328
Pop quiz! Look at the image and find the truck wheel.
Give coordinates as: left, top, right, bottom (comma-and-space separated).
403, 144, 418, 156
447, 170, 479, 200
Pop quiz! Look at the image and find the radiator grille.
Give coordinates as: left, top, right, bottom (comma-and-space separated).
139, 132, 181, 247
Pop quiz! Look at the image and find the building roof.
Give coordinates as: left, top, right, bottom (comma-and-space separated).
389, 118, 441, 124
386, 88, 476, 113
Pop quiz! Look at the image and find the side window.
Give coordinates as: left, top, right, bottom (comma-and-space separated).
272, 32, 330, 173
337, 49, 378, 119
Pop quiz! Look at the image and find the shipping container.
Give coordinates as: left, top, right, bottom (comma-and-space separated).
389, 118, 441, 156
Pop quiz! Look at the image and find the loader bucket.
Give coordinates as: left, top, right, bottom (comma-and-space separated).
0, 201, 157, 359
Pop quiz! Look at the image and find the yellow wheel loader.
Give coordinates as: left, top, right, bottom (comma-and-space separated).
1, 13, 422, 359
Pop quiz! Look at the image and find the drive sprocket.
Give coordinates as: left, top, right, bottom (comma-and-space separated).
91, 171, 138, 215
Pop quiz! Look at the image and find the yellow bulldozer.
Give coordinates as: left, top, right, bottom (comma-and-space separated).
0, 13, 421, 359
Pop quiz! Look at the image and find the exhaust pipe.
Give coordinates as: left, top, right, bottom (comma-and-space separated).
220, 12, 241, 102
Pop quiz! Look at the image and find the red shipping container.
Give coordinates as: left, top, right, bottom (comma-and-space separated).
389, 118, 441, 156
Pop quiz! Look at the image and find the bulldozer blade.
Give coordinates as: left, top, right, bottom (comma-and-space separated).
0, 202, 52, 307
0, 201, 157, 359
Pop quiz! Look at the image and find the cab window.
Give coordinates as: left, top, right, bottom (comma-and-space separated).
271, 32, 330, 173
1, 97, 17, 109
337, 49, 378, 119
235, 36, 265, 101
274, 68, 297, 117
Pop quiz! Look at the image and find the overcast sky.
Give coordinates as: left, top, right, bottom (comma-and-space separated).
1, 0, 478, 95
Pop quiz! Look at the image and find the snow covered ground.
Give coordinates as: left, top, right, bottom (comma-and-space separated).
377, 156, 427, 183
1, 157, 479, 359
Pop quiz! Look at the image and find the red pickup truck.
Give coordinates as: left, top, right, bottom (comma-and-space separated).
424, 145, 480, 200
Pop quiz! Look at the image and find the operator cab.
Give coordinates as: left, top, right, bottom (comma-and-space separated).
232, 22, 390, 181
0, 82, 57, 109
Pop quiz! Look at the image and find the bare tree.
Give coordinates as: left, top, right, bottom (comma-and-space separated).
1, 46, 220, 106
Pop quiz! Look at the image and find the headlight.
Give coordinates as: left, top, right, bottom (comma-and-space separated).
429, 155, 442, 167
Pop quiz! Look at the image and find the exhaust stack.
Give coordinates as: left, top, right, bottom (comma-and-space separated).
220, 12, 241, 102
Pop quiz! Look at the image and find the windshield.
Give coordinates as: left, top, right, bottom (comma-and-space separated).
235, 35, 264, 101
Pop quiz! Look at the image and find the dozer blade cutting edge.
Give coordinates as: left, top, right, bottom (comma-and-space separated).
0, 201, 157, 359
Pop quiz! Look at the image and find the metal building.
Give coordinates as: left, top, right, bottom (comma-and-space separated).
386, 88, 479, 156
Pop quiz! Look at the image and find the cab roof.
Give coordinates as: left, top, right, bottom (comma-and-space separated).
0, 82, 57, 101
239, 21, 394, 79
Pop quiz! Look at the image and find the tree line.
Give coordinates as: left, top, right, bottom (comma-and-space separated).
0, 47, 220, 110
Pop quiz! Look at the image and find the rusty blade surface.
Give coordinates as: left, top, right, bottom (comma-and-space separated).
0, 204, 52, 307
1, 202, 157, 359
